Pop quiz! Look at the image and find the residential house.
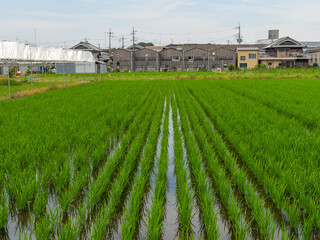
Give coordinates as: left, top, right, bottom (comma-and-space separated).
236, 48, 259, 69
210, 47, 236, 70
259, 37, 309, 68
70, 41, 109, 73
134, 48, 158, 72
113, 49, 132, 71
159, 48, 183, 71
306, 46, 320, 66
184, 47, 208, 71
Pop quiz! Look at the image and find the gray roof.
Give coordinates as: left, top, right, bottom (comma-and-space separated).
264, 36, 306, 49
236, 47, 259, 51
70, 41, 101, 51
126, 44, 144, 51
306, 46, 320, 53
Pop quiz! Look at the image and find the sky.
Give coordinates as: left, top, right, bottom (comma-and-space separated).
1, 0, 320, 48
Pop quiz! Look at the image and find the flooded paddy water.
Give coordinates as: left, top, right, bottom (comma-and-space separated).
2, 79, 320, 240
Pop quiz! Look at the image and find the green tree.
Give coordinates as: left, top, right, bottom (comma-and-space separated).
137, 42, 154, 47
227, 63, 235, 71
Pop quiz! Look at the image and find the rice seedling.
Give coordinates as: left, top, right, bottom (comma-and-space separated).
121, 98, 166, 239
171, 94, 195, 239
0, 191, 9, 229
91, 93, 165, 240
2, 76, 320, 239
56, 91, 160, 239
175, 86, 249, 240
174, 90, 220, 240
147, 97, 170, 240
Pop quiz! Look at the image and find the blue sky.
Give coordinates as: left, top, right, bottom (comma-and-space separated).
1, 0, 320, 48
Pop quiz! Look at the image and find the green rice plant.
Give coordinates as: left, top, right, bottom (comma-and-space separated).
92, 93, 164, 240
183, 85, 286, 239
33, 187, 48, 219
302, 216, 313, 240
34, 207, 61, 239
147, 98, 170, 240
187, 81, 320, 232
121, 97, 168, 239
57, 92, 159, 239
171, 95, 195, 239
0, 191, 9, 229
284, 200, 300, 229
175, 86, 249, 240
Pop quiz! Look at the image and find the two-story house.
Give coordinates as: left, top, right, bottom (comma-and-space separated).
259, 37, 309, 68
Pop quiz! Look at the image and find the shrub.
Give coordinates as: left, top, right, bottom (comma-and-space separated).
227, 64, 235, 71
198, 67, 207, 72
9, 66, 17, 78
256, 64, 267, 69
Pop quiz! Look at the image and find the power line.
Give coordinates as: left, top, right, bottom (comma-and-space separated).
138, 27, 235, 36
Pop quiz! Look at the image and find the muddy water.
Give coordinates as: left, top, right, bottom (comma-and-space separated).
138, 100, 167, 239
163, 104, 179, 240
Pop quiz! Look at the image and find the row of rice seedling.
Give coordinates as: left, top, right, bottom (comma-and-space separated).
206, 84, 320, 223
171, 93, 195, 239
56, 89, 160, 239
55, 86, 155, 216
91, 92, 165, 239
175, 86, 250, 239
2, 84, 129, 210
215, 78, 320, 129
146, 95, 170, 240
187, 81, 317, 238
0, 81, 155, 237
120, 97, 167, 239
34, 84, 154, 236
174, 88, 220, 239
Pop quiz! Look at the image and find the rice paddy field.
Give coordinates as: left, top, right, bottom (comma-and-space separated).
1, 73, 320, 239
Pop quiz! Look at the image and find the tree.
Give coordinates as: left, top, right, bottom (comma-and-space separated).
137, 42, 154, 47
227, 63, 235, 71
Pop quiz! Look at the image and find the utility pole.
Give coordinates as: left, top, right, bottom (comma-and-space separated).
107, 29, 113, 49
131, 27, 137, 51
236, 23, 242, 45
121, 36, 125, 49
104, 32, 107, 49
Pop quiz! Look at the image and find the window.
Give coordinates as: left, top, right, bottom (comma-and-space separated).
268, 62, 272, 66
172, 56, 180, 61
240, 63, 247, 69
249, 54, 256, 59
188, 56, 194, 62
240, 56, 246, 61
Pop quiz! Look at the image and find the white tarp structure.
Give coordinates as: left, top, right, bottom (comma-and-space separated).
0, 41, 96, 63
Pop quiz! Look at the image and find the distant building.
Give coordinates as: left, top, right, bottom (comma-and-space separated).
145, 46, 168, 52
70, 41, 109, 73
259, 37, 309, 68
112, 43, 266, 72
302, 42, 320, 51
125, 44, 144, 51
236, 48, 259, 69
306, 46, 320, 66
159, 48, 183, 71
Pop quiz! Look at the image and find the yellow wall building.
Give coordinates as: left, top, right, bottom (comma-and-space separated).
236, 48, 259, 69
